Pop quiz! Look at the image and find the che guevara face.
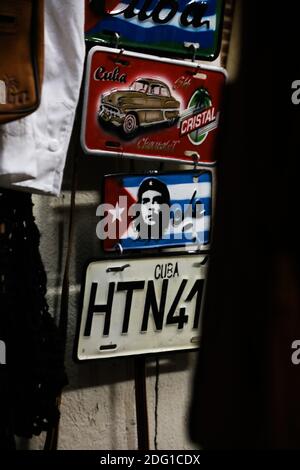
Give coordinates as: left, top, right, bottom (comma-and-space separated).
140, 189, 164, 226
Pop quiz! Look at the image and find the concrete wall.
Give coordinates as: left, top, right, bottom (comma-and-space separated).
26, 153, 199, 450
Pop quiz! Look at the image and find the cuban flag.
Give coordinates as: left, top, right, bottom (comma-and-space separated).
101, 171, 212, 252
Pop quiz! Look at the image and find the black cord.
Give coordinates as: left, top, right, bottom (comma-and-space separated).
154, 357, 160, 450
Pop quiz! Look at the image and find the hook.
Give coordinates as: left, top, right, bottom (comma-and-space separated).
200, 256, 209, 266
192, 256, 209, 266
113, 242, 124, 256
191, 44, 197, 62
112, 45, 128, 66
192, 152, 201, 169
114, 32, 120, 49
184, 42, 200, 62
106, 263, 130, 273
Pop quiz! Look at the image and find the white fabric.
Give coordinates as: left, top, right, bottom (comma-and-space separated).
0, 0, 85, 195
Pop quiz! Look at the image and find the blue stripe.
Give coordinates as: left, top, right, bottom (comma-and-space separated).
170, 197, 210, 204
120, 230, 210, 249
88, 20, 216, 49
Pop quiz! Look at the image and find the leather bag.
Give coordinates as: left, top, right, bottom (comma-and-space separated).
0, 0, 44, 124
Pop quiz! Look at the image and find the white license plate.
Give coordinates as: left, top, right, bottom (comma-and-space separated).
76, 254, 208, 360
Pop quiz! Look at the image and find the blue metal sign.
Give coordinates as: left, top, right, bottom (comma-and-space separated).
86, 0, 224, 61
101, 169, 214, 252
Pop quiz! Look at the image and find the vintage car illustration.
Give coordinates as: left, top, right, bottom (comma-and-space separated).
98, 78, 180, 138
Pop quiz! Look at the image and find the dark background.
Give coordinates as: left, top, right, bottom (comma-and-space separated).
189, 0, 300, 449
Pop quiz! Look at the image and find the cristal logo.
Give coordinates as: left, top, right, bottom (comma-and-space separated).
180, 87, 217, 145
101, 0, 210, 28
181, 106, 216, 136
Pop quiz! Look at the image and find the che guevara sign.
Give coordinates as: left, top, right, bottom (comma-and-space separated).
102, 169, 214, 252
81, 46, 226, 164
85, 0, 224, 61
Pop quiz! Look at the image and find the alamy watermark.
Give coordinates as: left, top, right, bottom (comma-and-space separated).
291, 80, 300, 105
291, 340, 300, 365
0, 340, 6, 365
95, 197, 205, 242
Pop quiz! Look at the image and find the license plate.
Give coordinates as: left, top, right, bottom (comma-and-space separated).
101, 169, 214, 252
76, 254, 208, 360
85, 0, 224, 61
81, 46, 226, 164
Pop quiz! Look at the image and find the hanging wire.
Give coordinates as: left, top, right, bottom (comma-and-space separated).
154, 357, 160, 450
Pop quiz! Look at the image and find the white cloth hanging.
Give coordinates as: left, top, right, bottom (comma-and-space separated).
0, 0, 85, 196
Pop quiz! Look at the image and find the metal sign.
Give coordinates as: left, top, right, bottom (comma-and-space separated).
81, 46, 226, 164
101, 170, 214, 252
85, 0, 224, 61
76, 254, 208, 360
